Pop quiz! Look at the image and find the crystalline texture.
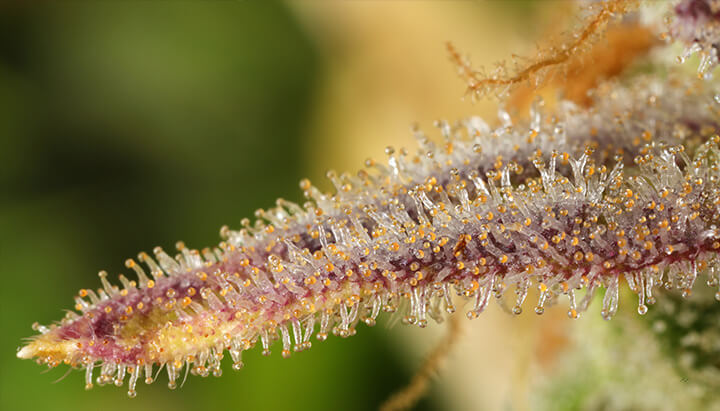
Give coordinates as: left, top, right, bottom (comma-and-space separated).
16, 75, 720, 396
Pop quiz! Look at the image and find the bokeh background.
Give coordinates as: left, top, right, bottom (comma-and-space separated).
0, 2, 641, 410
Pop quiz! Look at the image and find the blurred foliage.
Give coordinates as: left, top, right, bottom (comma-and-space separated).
645, 288, 720, 385
532, 287, 720, 411
0, 2, 435, 410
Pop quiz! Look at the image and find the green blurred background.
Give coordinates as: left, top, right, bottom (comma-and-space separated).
0, 2, 546, 410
